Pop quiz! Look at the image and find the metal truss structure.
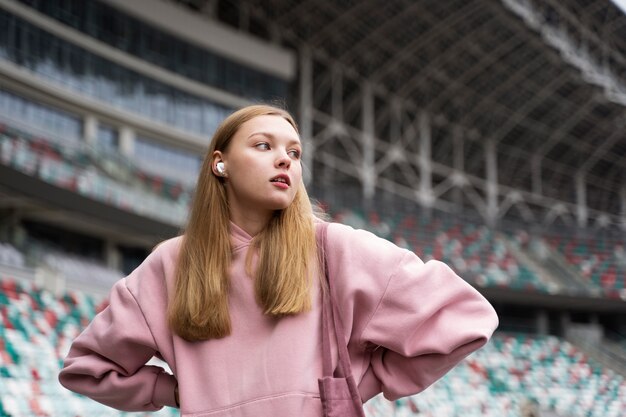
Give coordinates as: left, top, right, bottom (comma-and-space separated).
173, 0, 626, 230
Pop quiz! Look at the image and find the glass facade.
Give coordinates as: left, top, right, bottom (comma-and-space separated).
0, 87, 201, 188
135, 135, 202, 183
96, 123, 118, 151
0, 10, 233, 137
15, 0, 288, 102
0, 88, 82, 142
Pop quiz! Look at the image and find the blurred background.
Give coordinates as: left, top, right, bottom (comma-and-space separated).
0, 0, 625, 416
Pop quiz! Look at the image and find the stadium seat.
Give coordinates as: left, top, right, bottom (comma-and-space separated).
2, 271, 626, 417
327, 207, 553, 293
369, 332, 626, 417
544, 233, 626, 296
0, 275, 178, 417
0, 126, 189, 226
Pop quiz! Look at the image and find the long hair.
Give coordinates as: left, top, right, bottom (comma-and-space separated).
168, 105, 316, 341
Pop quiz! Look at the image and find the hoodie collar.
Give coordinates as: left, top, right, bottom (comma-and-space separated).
229, 221, 253, 250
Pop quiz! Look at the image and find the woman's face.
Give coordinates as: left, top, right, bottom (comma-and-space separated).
214, 115, 303, 220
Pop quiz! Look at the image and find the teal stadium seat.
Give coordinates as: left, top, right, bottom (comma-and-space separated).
546, 234, 626, 296
0, 276, 178, 417
327, 208, 551, 293
363, 333, 626, 417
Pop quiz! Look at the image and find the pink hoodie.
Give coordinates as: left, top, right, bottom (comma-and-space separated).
59, 222, 498, 416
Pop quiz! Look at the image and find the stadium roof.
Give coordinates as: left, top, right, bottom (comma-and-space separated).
176, 0, 626, 220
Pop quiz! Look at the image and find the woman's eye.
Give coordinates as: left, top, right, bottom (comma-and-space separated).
255, 142, 270, 150
288, 150, 301, 159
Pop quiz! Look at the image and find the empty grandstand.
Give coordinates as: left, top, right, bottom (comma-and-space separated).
1, 0, 625, 416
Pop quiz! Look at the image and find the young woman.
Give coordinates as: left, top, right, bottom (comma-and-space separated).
59, 105, 498, 416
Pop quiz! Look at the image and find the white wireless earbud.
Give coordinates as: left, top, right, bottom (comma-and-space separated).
216, 162, 226, 176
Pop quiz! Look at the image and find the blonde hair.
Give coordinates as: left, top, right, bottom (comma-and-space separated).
168, 105, 316, 341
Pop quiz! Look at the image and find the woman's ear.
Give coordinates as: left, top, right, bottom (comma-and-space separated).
211, 151, 227, 177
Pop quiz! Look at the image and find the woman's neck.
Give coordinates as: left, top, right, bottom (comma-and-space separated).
229, 209, 273, 237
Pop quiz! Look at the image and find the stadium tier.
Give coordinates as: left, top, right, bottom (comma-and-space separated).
331, 207, 561, 294
0, 181, 623, 301
1, 0, 625, 416
544, 235, 626, 297
2, 192, 623, 299
0, 123, 190, 227
0, 243, 24, 270
0, 235, 124, 295
40, 250, 123, 289
329, 206, 626, 299
1, 276, 624, 417
0, 276, 177, 417
365, 333, 626, 417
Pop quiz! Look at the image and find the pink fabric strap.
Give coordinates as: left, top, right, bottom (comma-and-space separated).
317, 222, 367, 417
317, 222, 355, 379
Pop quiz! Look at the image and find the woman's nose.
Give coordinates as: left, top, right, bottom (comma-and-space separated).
276, 151, 291, 168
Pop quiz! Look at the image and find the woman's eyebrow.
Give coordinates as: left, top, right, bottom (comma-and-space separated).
247, 132, 301, 145
247, 131, 274, 140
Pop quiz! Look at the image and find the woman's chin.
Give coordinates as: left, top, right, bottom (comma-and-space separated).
264, 197, 295, 211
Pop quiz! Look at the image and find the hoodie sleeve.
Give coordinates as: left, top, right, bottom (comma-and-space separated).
357, 252, 499, 401
58, 271, 177, 411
